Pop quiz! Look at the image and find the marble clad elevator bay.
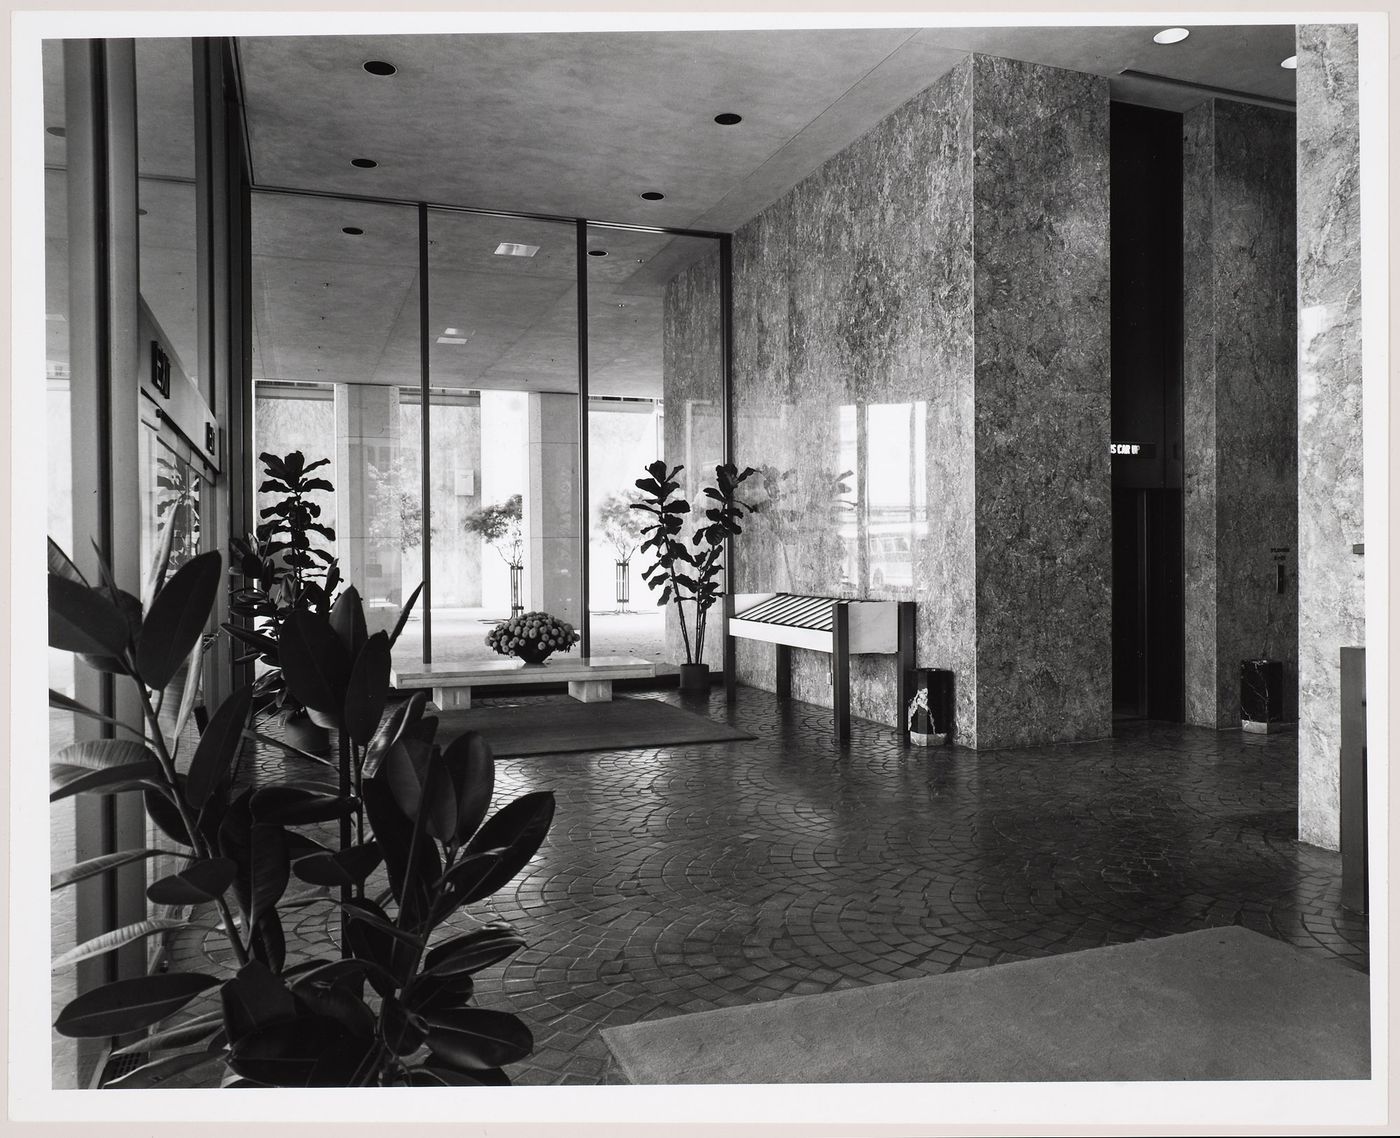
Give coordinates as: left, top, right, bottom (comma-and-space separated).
666, 54, 1112, 750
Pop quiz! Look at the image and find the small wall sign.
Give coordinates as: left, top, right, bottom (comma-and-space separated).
1110, 442, 1157, 457
150, 341, 171, 398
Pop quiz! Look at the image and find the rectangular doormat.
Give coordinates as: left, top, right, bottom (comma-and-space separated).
434, 696, 755, 758
602, 926, 1369, 1083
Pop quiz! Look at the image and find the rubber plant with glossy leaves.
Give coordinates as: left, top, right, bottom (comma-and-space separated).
49, 538, 556, 1087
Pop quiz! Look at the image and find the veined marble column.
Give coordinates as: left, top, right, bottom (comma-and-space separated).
1296, 26, 1364, 850
526, 392, 581, 627
334, 383, 402, 634
1182, 99, 1298, 729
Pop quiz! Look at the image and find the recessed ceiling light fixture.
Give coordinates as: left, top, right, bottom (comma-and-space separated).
714, 112, 743, 125
588, 249, 608, 257
494, 242, 540, 257
1153, 28, 1190, 44
443, 327, 463, 336
363, 60, 397, 76
1281, 55, 1298, 69
342, 226, 364, 235
640, 191, 665, 201
436, 336, 468, 345
137, 207, 148, 216
351, 158, 378, 169
46, 126, 65, 138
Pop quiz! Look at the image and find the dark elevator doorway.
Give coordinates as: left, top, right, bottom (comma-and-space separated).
1110, 101, 1185, 721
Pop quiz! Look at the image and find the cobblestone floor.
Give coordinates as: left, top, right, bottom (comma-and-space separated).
166, 686, 1368, 1086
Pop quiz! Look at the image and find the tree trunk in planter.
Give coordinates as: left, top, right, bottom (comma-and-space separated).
678, 663, 710, 692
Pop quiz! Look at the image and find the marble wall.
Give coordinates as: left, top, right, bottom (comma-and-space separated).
670, 54, 1112, 749
1182, 100, 1298, 729
1296, 25, 1364, 850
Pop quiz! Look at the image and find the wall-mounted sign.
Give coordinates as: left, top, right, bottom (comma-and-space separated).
1110, 442, 1157, 457
150, 341, 171, 398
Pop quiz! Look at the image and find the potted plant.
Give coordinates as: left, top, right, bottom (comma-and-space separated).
464, 493, 525, 616
49, 537, 556, 1088
595, 490, 649, 611
631, 460, 756, 691
486, 611, 581, 665
225, 450, 341, 754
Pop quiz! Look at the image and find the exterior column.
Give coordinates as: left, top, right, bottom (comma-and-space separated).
526, 392, 581, 626
1181, 100, 1298, 728
334, 383, 402, 634
1296, 26, 1364, 850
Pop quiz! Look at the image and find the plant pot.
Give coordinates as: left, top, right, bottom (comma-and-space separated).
282, 709, 331, 756
678, 663, 711, 692
513, 645, 554, 665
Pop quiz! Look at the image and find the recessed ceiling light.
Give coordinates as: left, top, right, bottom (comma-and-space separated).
1281, 55, 1298, 69
714, 112, 743, 126
640, 191, 665, 201
363, 60, 397, 76
443, 327, 463, 336
1153, 28, 1190, 45
436, 336, 469, 345
588, 249, 608, 257
351, 158, 378, 169
46, 126, 65, 138
342, 226, 364, 235
137, 208, 148, 216
494, 242, 540, 257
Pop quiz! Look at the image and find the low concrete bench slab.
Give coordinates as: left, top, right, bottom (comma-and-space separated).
392, 655, 656, 710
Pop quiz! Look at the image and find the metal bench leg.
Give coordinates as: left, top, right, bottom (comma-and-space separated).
832, 602, 850, 743
775, 644, 791, 700
435, 686, 472, 711
896, 600, 916, 744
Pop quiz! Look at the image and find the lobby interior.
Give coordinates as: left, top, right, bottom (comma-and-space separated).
25, 15, 1378, 1111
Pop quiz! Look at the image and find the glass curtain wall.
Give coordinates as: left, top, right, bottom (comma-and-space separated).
587, 229, 723, 667
249, 193, 423, 650
250, 193, 722, 668
427, 210, 579, 661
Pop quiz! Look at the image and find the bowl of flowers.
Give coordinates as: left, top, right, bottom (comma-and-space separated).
486, 610, 581, 665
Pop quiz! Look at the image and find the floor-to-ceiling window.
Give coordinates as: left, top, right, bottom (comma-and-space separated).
249, 192, 724, 670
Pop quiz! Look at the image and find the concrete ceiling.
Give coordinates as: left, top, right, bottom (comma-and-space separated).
238, 23, 1297, 399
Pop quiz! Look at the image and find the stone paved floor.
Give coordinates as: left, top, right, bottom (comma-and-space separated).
165, 685, 1368, 1086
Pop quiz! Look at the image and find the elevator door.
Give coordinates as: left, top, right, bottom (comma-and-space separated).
1112, 487, 1184, 720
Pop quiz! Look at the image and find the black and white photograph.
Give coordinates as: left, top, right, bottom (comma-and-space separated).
4, 4, 1390, 1134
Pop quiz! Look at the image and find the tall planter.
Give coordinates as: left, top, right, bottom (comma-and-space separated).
678, 662, 710, 692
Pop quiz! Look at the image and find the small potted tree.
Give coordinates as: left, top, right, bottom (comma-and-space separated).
464, 494, 525, 617
631, 460, 756, 691
595, 490, 649, 611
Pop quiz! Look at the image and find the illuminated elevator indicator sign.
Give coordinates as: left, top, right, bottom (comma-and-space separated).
1110, 442, 1156, 457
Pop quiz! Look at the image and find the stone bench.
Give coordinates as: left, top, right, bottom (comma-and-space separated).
392, 655, 657, 711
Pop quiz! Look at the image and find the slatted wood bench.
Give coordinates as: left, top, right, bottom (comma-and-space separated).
392, 656, 656, 711
724, 593, 916, 742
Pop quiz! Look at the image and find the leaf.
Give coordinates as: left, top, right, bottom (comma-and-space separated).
249, 823, 290, 924
462, 791, 556, 899
387, 582, 424, 649
381, 737, 432, 819
169, 635, 215, 756
146, 858, 237, 906
229, 1018, 371, 1088
364, 691, 427, 779
51, 917, 188, 970
220, 960, 296, 1046
343, 632, 391, 747
102, 1048, 224, 1089
250, 910, 286, 973
48, 539, 88, 584
52, 738, 154, 772
54, 973, 219, 1038
134, 551, 222, 692
328, 586, 367, 663
423, 758, 457, 845
381, 996, 427, 1055
52, 848, 172, 891
146, 784, 194, 847
362, 775, 439, 923
50, 760, 163, 801
49, 574, 129, 656
186, 685, 253, 809
292, 842, 383, 888
251, 786, 357, 827
429, 852, 504, 927
278, 609, 348, 717
440, 731, 495, 845
422, 924, 525, 979
109, 1009, 224, 1056
292, 976, 376, 1039
48, 689, 140, 733
422, 1008, 533, 1071
405, 1065, 510, 1087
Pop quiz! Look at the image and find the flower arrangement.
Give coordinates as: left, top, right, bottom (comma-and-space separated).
486, 610, 580, 665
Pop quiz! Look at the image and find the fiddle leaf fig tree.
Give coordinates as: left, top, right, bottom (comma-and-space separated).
630, 460, 756, 666
49, 536, 554, 1088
